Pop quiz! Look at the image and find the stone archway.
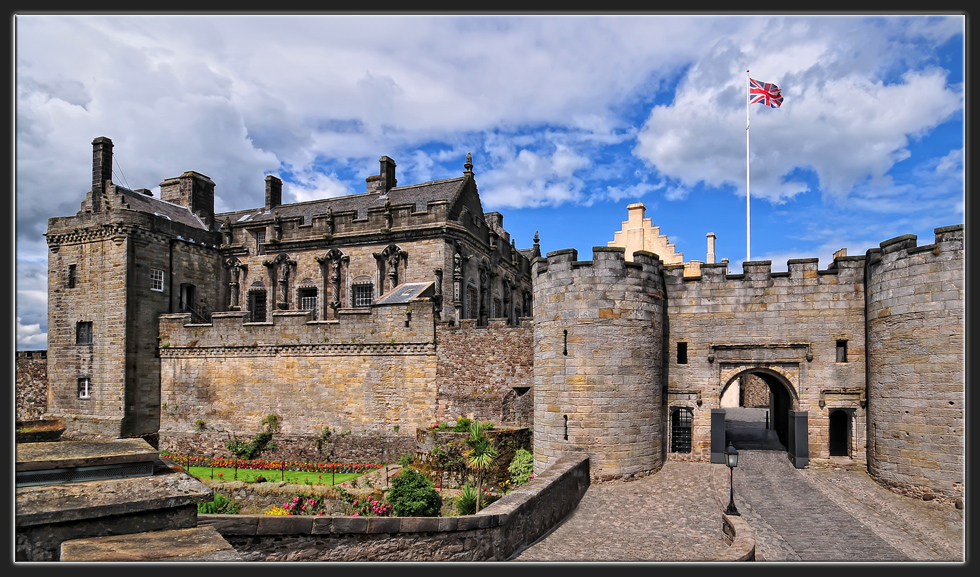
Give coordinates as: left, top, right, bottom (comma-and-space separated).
719, 367, 799, 451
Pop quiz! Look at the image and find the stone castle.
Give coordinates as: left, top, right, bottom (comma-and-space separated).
41, 137, 964, 501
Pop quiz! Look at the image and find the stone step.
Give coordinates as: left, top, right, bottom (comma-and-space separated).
16, 439, 158, 472
60, 526, 242, 562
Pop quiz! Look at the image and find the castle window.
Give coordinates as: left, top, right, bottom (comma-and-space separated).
353, 283, 374, 308
76, 322, 93, 345
67, 264, 77, 288
677, 342, 688, 364
836, 340, 848, 363
249, 290, 267, 322
299, 287, 318, 319
252, 228, 266, 254
466, 285, 479, 319
670, 407, 693, 453
150, 268, 165, 292
77, 377, 91, 400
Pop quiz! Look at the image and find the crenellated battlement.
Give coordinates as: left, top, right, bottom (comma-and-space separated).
665, 253, 866, 287
158, 300, 436, 353
534, 246, 664, 293
867, 224, 963, 265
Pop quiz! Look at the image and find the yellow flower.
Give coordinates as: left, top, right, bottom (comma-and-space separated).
265, 506, 289, 515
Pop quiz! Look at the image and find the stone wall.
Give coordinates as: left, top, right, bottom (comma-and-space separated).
434, 319, 534, 426
16, 351, 48, 422
533, 248, 666, 480
157, 302, 440, 456
866, 225, 964, 499
199, 452, 590, 561
663, 254, 868, 461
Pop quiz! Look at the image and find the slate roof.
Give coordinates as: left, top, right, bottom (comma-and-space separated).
114, 187, 209, 230
216, 176, 468, 227
373, 282, 435, 305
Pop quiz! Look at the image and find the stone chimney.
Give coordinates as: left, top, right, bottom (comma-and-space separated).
379, 156, 396, 194
706, 232, 716, 264
91, 136, 113, 212
265, 175, 282, 210
159, 171, 216, 230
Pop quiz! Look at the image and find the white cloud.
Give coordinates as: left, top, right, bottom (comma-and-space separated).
634, 19, 963, 205
17, 317, 47, 349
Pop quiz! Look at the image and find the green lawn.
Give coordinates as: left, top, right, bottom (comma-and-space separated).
187, 466, 377, 486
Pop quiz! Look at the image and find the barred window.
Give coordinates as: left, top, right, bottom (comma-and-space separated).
78, 377, 91, 400
836, 340, 848, 363
76, 322, 93, 345
67, 264, 77, 288
150, 268, 165, 292
299, 287, 318, 319
670, 407, 693, 453
249, 290, 267, 322
353, 283, 374, 307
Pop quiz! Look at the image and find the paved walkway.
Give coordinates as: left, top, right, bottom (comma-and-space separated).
512, 409, 963, 562
512, 460, 732, 562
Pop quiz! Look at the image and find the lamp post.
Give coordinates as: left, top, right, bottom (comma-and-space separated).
725, 442, 740, 516
208, 451, 215, 480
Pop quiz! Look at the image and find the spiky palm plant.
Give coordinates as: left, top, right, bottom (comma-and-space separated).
464, 420, 498, 513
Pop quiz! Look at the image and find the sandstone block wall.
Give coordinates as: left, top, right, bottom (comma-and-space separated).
664, 255, 868, 461
435, 319, 534, 426
16, 351, 48, 422
158, 302, 440, 448
533, 247, 665, 480
866, 225, 964, 499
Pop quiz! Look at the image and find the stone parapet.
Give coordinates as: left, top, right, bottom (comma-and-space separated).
199, 452, 590, 561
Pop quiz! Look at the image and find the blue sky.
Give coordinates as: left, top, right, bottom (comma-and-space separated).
14, 14, 965, 349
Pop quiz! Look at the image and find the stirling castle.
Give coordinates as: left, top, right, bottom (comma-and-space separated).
41, 137, 964, 501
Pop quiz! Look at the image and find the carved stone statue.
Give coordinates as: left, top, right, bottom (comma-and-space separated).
273, 210, 283, 241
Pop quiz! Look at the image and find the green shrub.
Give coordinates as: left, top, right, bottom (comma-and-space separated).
455, 484, 478, 515
508, 448, 534, 487
386, 467, 442, 517
197, 492, 240, 515
397, 453, 414, 467
451, 417, 472, 432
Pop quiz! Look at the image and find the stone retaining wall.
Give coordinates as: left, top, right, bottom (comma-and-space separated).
199, 451, 590, 561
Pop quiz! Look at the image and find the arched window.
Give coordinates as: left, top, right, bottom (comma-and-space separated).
248, 288, 268, 322
670, 407, 693, 453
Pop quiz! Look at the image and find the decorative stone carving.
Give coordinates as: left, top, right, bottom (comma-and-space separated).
263, 252, 295, 310
373, 244, 406, 295
317, 248, 349, 317
224, 257, 247, 310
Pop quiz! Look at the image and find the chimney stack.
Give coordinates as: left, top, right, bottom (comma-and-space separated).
265, 175, 282, 209
706, 232, 716, 264
379, 156, 396, 194
91, 136, 113, 212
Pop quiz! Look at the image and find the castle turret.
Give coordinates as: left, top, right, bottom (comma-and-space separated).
532, 246, 667, 480
865, 225, 964, 500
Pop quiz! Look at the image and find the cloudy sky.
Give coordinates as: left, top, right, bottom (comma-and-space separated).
14, 14, 964, 349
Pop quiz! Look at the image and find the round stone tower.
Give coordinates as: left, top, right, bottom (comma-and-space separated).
532, 246, 666, 480
865, 225, 964, 500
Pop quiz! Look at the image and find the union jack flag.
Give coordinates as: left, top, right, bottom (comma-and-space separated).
749, 78, 783, 108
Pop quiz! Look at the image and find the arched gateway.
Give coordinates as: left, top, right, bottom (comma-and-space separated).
719, 368, 798, 450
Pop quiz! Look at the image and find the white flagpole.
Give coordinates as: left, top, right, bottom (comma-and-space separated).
746, 70, 751, 263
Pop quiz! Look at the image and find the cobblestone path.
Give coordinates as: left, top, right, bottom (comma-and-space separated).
733, 450, 908, 561
513, 461, 732, 562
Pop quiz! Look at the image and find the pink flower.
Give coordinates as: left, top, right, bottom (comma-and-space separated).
352, 512, 359, 517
